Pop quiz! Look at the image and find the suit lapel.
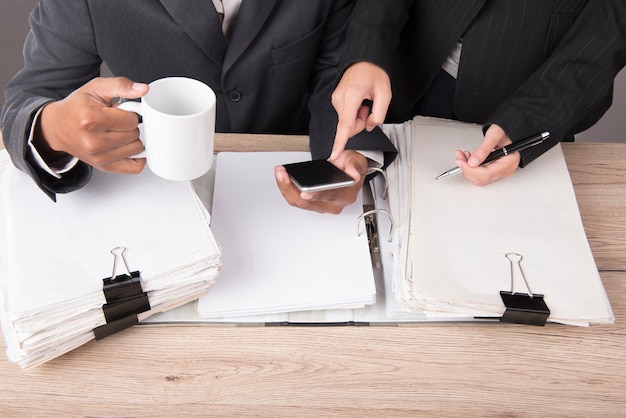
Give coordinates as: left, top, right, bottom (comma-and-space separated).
223, 0, 278, 73
159, 0, 226, 66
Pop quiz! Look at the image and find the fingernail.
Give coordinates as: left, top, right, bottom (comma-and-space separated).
132, 82, 147, 91
275, 170, 284, 182
301, 192, 313, 200
469, 157, 479, 167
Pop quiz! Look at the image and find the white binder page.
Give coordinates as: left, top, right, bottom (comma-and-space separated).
197, 152, 376, 317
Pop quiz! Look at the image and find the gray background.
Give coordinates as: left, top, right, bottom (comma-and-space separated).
1, 1, 624, 142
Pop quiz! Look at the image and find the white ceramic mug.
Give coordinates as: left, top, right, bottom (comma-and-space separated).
119, 77, 216, 181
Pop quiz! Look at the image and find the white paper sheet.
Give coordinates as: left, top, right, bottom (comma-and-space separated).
196, 152, 376, 317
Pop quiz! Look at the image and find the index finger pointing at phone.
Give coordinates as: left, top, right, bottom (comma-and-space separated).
331, 97, 368, 160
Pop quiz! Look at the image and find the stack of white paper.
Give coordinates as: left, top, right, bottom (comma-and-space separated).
380, 117, 614, 326
0, 152, 221, 368
195, 152, 376, 318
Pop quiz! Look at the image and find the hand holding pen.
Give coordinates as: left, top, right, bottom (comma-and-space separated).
437, 129, 550, 182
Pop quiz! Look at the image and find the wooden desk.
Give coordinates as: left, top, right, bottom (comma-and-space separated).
1, 134, 625, 416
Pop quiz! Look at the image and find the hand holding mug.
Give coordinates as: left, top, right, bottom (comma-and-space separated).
35, 77, 149, 174
36, 76, 216, 181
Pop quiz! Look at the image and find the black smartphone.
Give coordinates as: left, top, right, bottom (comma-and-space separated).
283, 159, 356, 192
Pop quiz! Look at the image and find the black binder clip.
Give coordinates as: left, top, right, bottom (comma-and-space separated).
93, 246, 151, 340
499, 253, 550, 326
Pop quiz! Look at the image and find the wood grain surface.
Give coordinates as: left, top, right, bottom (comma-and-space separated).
1, 133, 625, 417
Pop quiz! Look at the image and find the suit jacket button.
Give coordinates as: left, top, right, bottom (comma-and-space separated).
228, 90, 242, 102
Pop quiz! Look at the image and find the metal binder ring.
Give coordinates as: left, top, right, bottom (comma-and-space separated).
367, 167, 388, 200
356, 209, 394, 242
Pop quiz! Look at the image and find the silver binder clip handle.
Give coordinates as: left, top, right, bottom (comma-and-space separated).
110, 246, 132, 281
505, 252, 534, 297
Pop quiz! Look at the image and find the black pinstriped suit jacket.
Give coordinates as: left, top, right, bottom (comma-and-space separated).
343, 0, 626, 167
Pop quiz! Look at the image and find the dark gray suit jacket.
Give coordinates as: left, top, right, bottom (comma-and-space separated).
342, 0, 626, 167
1, 0, 395, 198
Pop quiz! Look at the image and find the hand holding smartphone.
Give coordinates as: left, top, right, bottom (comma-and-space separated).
283, 159, 355, 192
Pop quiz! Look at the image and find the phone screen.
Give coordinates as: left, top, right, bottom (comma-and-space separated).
283, 159, 355, 192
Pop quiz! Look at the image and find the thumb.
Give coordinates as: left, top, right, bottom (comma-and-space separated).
469, 124, 508, 167
365, 92, 391, 132
86, 77, 149, 105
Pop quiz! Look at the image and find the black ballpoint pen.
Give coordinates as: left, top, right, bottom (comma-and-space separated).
436, 131, 550, 179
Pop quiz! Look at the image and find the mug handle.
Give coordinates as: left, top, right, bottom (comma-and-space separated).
117, 101, 146, 159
